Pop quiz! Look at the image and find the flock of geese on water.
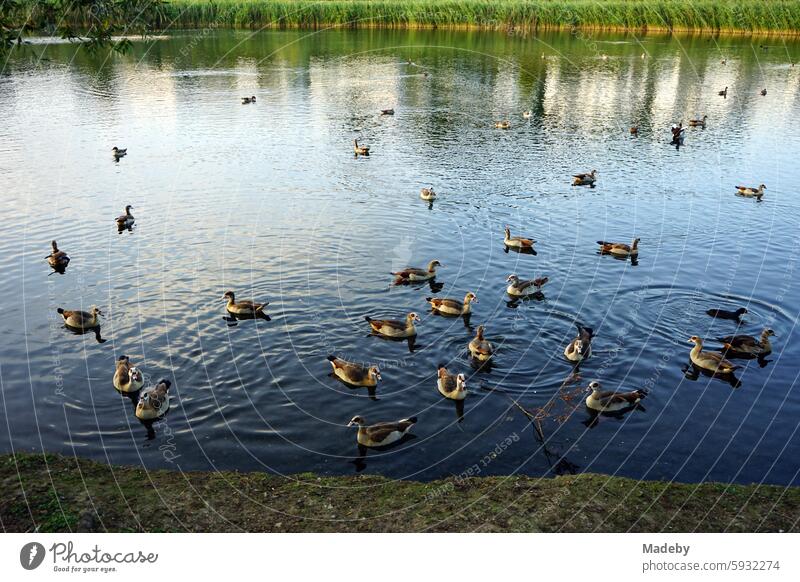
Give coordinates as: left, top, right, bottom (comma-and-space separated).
45, 71, 778, 452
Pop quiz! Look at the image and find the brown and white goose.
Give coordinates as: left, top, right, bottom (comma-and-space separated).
437, 367, 467, 400
426, 292, 477, 316
113, 355, 144, 393
115, 205, 134, 228
46, 240, 70, 268
735, 184, 766, 197
392, 260, 442, 283
327, 356, 381, 387
564, 323, 593, 363
572, 169, 597, 186
585, 380, 646, 412
353, 139, 370, 155
57, 306, 102, 330
597, 238, 639, 257
688, 115, 708, 127
135, 380, 171, 420
506, 274, 548, 297
503, 226, 535, 249
494, 120, 510, 129
718, 328, 774, 357
365, 312, 420, 338
688, 336, 739, 374
223, 291, 268, 315
468, 325, 494, 361
420, 187, 437, 201
347, 415, 417, 448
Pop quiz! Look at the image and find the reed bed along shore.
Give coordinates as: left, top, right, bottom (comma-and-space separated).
11, 1, 800, 35
156, 0, 800, 34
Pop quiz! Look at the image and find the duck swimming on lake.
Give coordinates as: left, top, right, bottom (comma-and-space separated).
735, 184, 766, 198
327, 356, 381, 387
468, 324, 494, 361
688, 336, 739, 374
719, 328, 774, 357
420, 187, 436, 201
392, 260, 442, 283
426, 292, 477, 316
113, 355, 144, 393
365, 312, 420, 338
564, 323, 593, 363
585, 380, 646, 412
135, 380, 171, 420
572, 169, 597, 186
46, 240, 70, 268
503, 226, 535, 250
353, 139, 370, 155
57, 306, 102, 330
347, 415, 417, 448
437, 367, 467, 400
706, 307, 747, 321
505, 274, 548, 297
115, 205, 134, 228
223, 291, 268, 316
597, 238, 639, 257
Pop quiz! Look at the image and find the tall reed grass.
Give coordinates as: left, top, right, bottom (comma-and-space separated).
156, 0, 800, 33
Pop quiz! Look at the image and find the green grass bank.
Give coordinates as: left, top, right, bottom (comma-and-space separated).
2, 453, 798, 532
155, 0, 800, 34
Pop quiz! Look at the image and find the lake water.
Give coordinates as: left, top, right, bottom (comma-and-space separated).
1, 29, 799, 485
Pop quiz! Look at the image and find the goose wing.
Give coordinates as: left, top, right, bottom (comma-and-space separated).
365, 419, 416, 443
598, 390, 643, 405
429, 298, 462, 311
330, 357, 369, 382
392, 266, 425, 278
367, 317, 404, 332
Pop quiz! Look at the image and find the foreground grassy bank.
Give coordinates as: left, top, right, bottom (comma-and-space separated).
10, 0, 800, 35
2, 454, 798, 532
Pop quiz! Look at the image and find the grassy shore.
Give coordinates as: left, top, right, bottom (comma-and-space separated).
2, 453, 798, 532
155, 0, 800, 34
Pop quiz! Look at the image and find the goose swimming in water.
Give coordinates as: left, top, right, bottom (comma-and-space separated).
381, 108, 395, 115
392, 260, 442, 283
113, 355, 144, 393
57, 307, 102, 330
112, 146, 127, 158
223, 291, 268, 316
597, 238, 639, 257
347, 415, 417, 448
494, 120, 510, 129
365, 313, 420, 338
327, 356, 381, 387
585, 380, 646, 412
468, 324, 494, 361
718, 86, 728, 97
242, 96, 256, 104
115, 205, 134, 228
420, 187, 436, 201
735, 184, 766, 198
688, 336, 739, 374
46, 240, 70, 268
353, 139, 370, 155
572, 169, 597, 186
719, 328, 774, 357
437, 367, 467, 400
503, 226, 535, 249
506, 274, 548, 297
135, 380, 172, 420
688, 115, 707, 127
426, 292, 477, 316
564, 323, 593, 363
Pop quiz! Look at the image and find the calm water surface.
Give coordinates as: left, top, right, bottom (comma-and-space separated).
1, 29, 799, 484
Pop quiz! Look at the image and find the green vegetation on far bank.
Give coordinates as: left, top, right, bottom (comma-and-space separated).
2, 453, 798, 532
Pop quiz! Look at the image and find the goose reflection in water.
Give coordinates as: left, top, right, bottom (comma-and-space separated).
682, 362, 742, 388
223, 310, 272, 326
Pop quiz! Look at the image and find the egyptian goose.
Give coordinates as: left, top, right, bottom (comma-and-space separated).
242, 96, 256, 104
585, 380, 646, 412
689, 336, 739, 374
718, 328, 774, 357
46, 240, 70, 268
135, 380, 172, 420
57, 307, 102, 330
353, 139, 370, 155
420, 187, 436, 201
503, 226, 535, 249
223, 291, 268, 315
112, 146, 127, 158
115, 205, 134, 228
113, 355, 144, 393
506, 274, 548, 297
494, 120, 510, 129
392, 260, 442, 283
564, 323, 593, 362
437, 367, 467, 400
365, 313, 419, 338
347, 415, 417, 448
426, 292, 477, 316
381, 108, 395, 115
597, 238, 639, 257
327, 356, 381, 387
718, 86, 728, 97
735, 184, 766, 197
572, 169, 597, 186
468, 325, 494, 361
522, 111, 532, 119
688, 115, 707, 127
761, 88, 767, 96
